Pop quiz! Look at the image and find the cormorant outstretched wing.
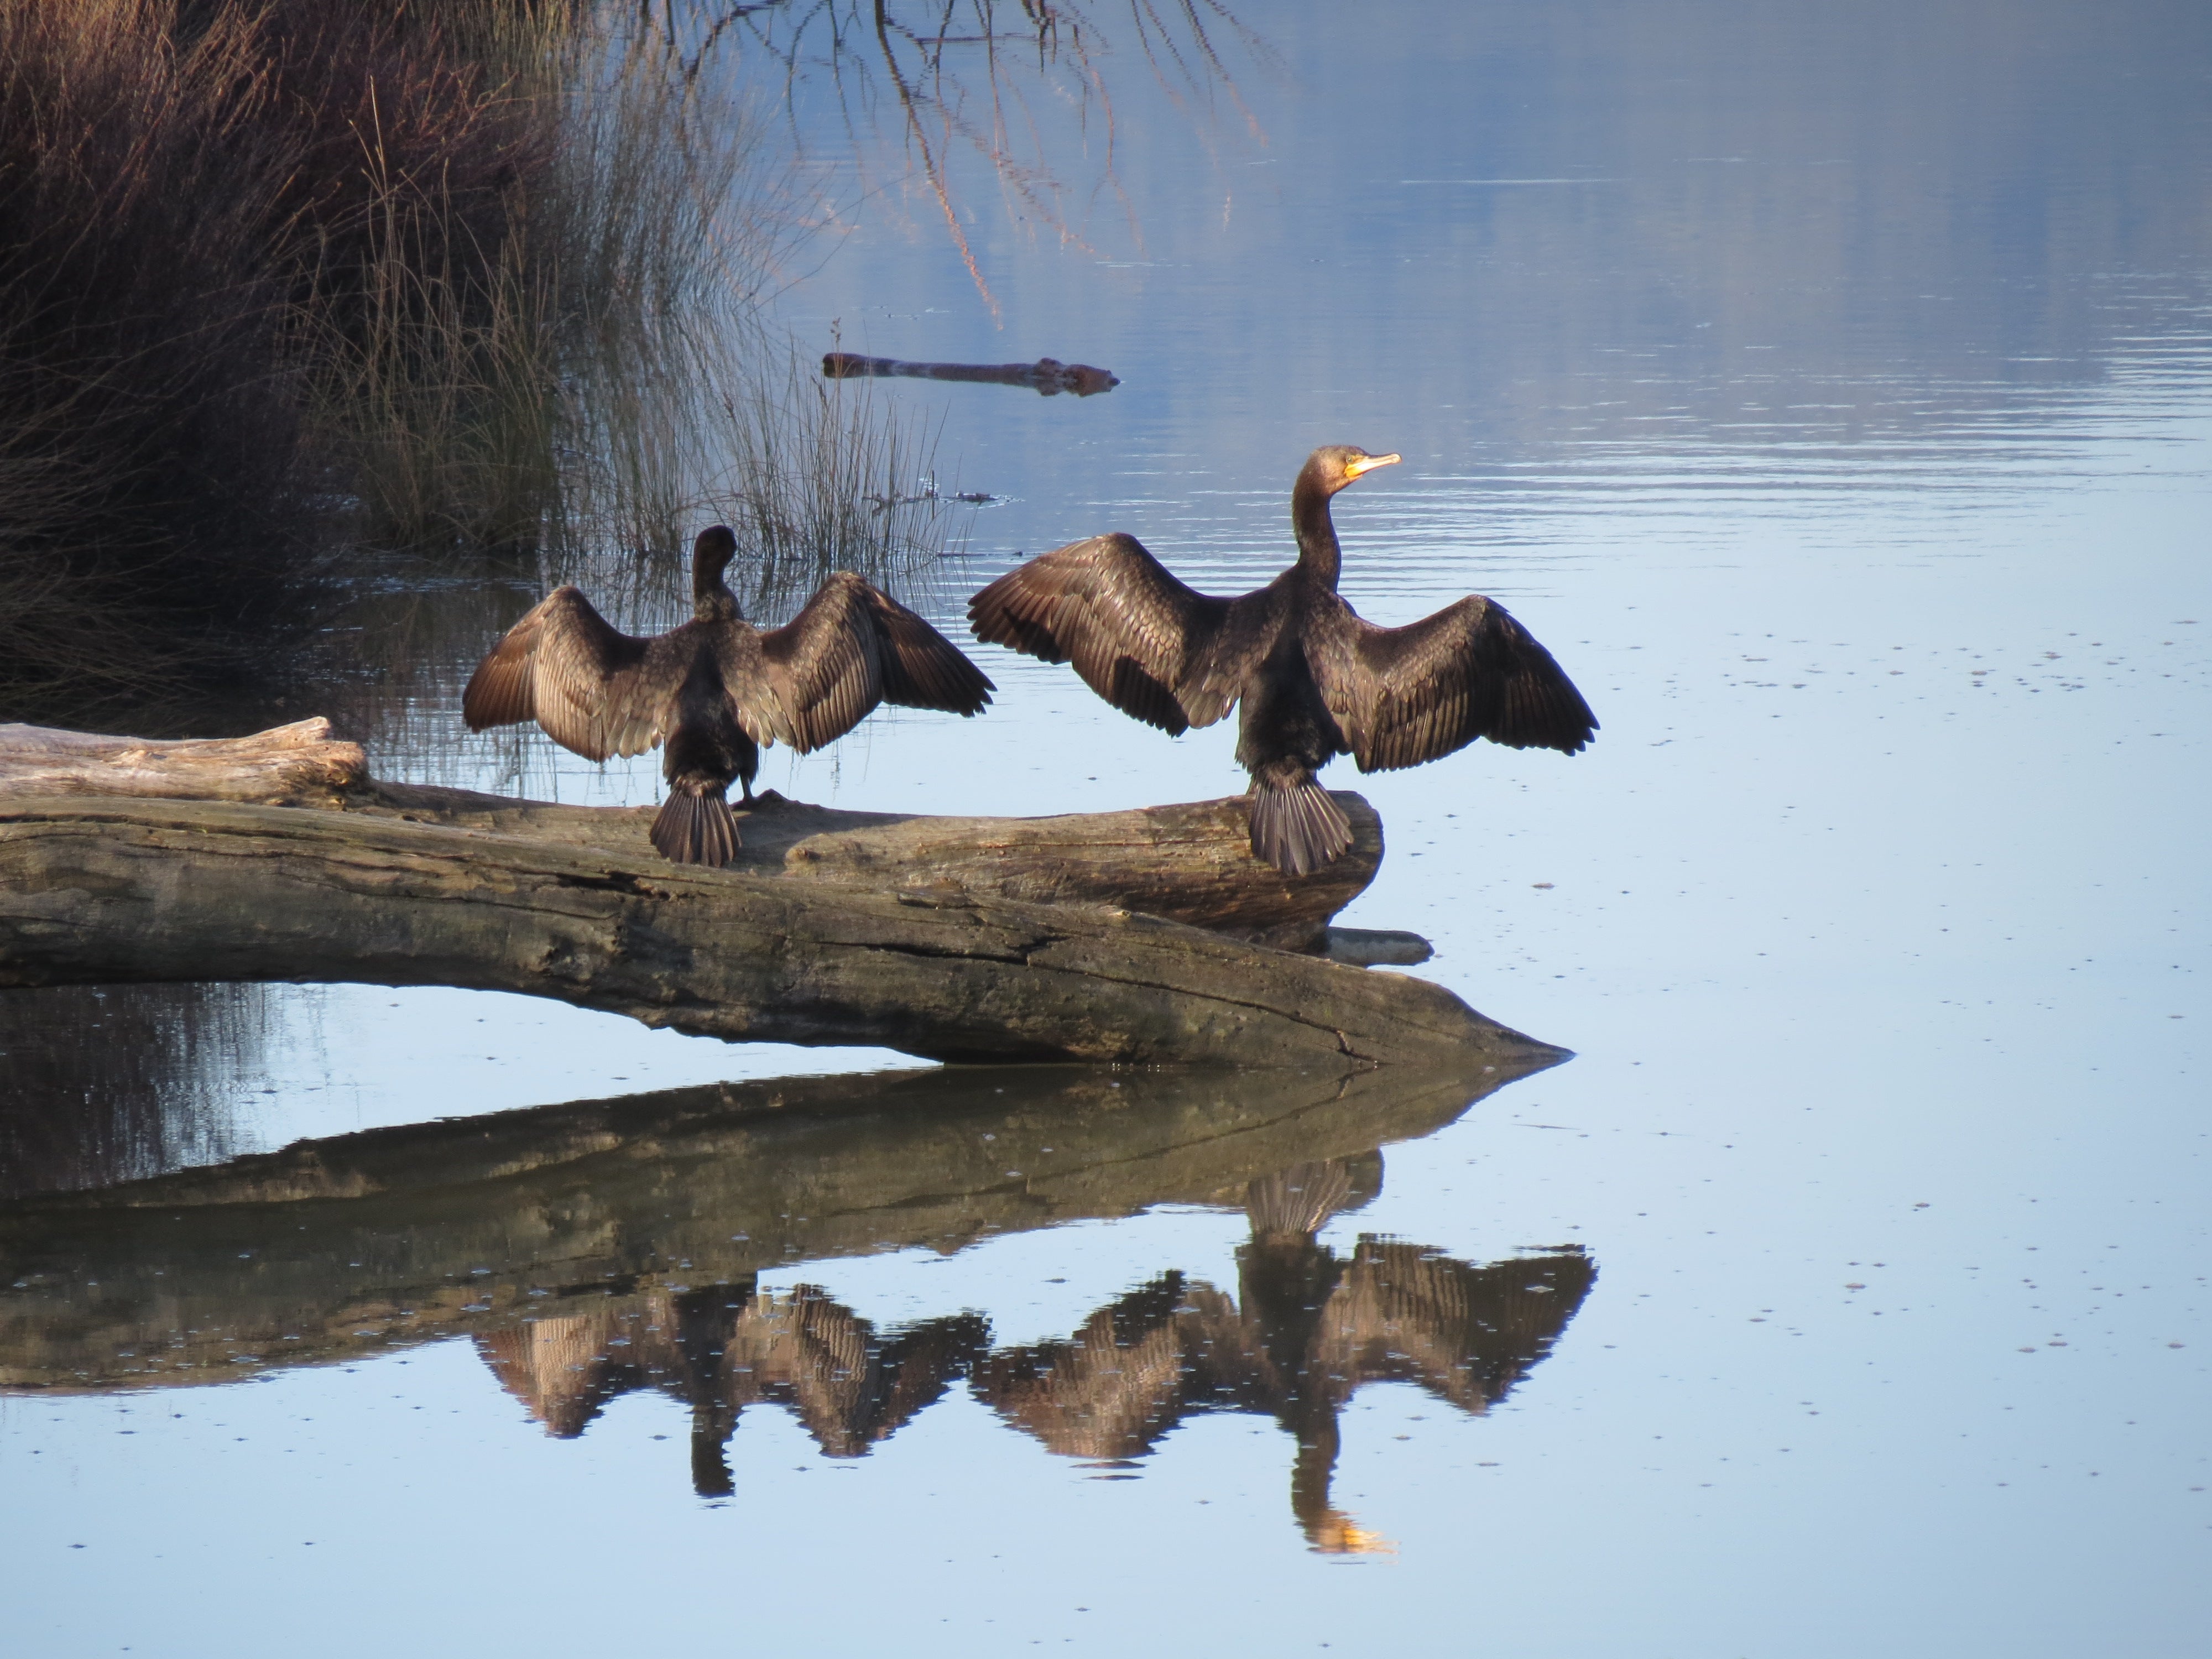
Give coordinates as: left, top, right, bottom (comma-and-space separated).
861, 581, 997, 715
746, 572, 995, 754
462, 586, 682, 762
967, 533, 1252, 734
1307, 594, 1598, 773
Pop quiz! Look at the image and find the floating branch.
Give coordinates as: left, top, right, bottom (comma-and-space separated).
823, 352, 1118, 397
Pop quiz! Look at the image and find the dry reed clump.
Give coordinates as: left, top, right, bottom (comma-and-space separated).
528, 18, 791, 559
0, 0, 309, 700
285, 0, 569, 552
702, 337, 972, 620
507, 334, 974, 642
0, 0, 564, 703
0, 0, 1146, 709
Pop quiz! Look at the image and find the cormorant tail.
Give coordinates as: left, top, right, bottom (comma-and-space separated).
1248, 782, 1353, 877
650, 788, 740, 867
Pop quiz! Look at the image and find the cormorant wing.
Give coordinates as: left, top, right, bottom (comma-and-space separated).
1307, 594, 1598, 773
461, 586, 674, 763
860, 582, 996, 716
741, 575, 995, 754
967, 533, 1243, 734
738, 572, 882, 753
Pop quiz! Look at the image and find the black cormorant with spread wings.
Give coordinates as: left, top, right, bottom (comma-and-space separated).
465, 525, 994, 867
968, 446, 1595, 875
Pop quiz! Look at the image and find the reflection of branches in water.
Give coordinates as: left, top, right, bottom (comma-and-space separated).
0, 985, 269, 1199
675, 0, 1271, 319
471, 1156, 1594, 1551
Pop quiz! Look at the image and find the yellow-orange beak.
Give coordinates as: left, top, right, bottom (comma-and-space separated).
1345, 451, 1402, 479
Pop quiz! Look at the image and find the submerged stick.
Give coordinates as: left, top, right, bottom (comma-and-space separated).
822, 351, 1118, 397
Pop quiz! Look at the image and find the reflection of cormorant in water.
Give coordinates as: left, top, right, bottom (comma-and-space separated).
473, 1159, 1594, 1548
475, 1280, 985, 1496
976, 1159, 1596, 1552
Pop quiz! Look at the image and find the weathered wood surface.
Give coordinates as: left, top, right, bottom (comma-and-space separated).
0, 718, 1511, 1066
361, 780, 1380, 943
0, 795, 1547, 1066
822, 351, 1118, 397
0, 717, 366, 802
0, 1056, 1550, 1392
0, 718, 1380, 942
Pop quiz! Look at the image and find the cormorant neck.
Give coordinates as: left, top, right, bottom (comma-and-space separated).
692, 561, 740, 623
1291, 471, 1342, 588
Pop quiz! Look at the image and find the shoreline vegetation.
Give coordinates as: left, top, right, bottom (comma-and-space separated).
2, 0, 559, 702
0, 0, 1258, 713
0, 0, 865, 707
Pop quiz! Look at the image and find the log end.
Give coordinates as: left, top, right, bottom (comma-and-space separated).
1321, 927, 1436, 967
0, 717, 367, 805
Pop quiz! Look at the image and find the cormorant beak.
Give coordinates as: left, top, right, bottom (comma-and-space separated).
1344, 452, 1401, 479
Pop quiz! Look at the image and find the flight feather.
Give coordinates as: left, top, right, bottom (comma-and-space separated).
968, 532, 1241, 734
1308, 595, 1598, 773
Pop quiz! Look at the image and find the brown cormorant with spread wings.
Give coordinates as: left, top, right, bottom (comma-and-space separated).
968, 446, 1596, 875
465, 525, 994, 867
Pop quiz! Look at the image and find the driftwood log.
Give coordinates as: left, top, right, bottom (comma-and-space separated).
821, 351, 1118, 396
0, 718, 1377, 942
0, 1055, 1552, 1392
0, 717, 369, 802
0, 721, 1528, 1067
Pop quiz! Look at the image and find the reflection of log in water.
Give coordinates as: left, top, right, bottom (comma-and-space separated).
0, 1056, 1552, 1392
823, 353, 1118, 397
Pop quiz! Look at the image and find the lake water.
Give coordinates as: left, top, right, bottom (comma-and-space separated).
3, 2, 2209, 1653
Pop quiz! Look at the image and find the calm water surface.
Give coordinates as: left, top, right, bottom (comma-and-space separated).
4, 3, 2209, 1653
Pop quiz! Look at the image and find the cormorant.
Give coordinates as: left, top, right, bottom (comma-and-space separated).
967, 446, 1597, 874
464, 525, 994, 866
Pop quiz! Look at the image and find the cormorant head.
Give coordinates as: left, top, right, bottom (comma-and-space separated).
692, 524, 738, 582
1302, 445, 1401, 497
691, 525, 742, 619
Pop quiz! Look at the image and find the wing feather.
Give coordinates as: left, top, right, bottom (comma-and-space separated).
863, 583, 996, 714
751, 573, 885, 753
968, 533, 1241, 733
712, 624, 792, 750
1308, 594, 1598, 774
461, 587, 675, 763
